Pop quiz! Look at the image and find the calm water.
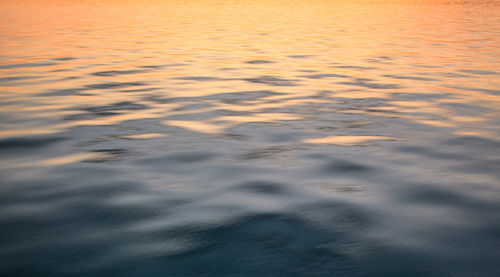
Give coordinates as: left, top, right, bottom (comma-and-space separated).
1, 0, 499, 276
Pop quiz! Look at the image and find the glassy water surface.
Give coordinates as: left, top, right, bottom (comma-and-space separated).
1, 0, 499, 276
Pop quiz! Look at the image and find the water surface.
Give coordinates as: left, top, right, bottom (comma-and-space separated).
1, 0, 499, 276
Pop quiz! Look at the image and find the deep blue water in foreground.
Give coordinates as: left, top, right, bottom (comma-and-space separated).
1, 0, 499, 276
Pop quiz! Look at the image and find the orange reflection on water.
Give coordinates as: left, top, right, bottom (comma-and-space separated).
304, 136, 400, 146
0, 0, 499, 140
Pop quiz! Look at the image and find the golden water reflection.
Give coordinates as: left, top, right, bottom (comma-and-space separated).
0, 0, 499, 141
304, 136, 400, 146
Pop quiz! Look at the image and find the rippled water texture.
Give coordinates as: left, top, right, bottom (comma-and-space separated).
1, 0, 499, 276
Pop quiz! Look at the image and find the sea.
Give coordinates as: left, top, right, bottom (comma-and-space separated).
0, 0, 499, 276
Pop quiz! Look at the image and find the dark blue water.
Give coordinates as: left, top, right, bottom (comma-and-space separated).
1, 0, 499, 276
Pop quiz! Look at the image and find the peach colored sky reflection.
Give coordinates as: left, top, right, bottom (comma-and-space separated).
0, 0, 499, 141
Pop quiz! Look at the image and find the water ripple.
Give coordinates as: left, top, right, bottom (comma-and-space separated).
1, 0, 499, 276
